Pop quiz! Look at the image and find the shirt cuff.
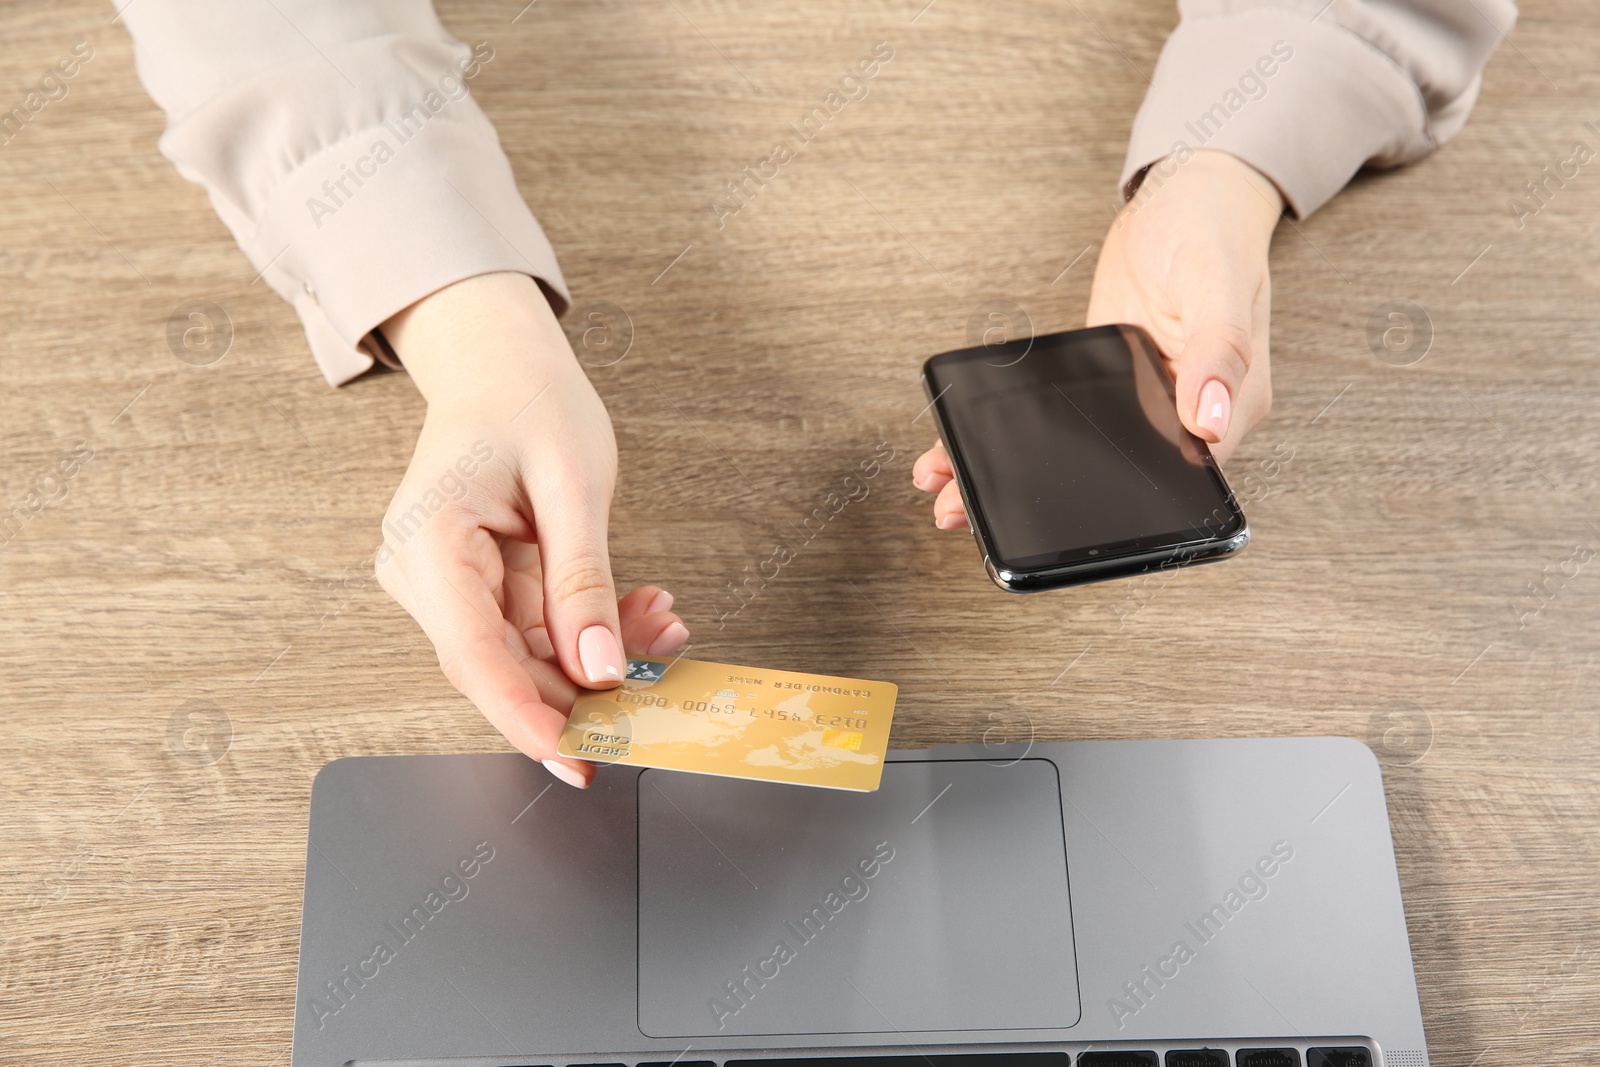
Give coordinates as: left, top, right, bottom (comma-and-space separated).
252, 107, 568, 386
1119, 6, 1430, 219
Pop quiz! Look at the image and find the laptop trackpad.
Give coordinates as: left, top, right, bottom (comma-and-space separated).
637, 758, 1080, 1038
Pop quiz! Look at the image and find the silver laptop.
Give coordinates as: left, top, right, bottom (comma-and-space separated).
291, 737, 1430, 1067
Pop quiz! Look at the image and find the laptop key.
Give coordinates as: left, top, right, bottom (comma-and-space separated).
1306, 1050, 1371, 1067
1235, 1051, 1301, 1067
1079, 1053, 1159, 1067
1166, 1050, 1231, 1066
726, 1055, 1071, 1066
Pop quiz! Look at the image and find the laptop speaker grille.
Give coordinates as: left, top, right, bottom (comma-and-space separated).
1385, 1052, 1428, 1066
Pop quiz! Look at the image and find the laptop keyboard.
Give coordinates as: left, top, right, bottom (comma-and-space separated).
572, 1047, 1379, 1067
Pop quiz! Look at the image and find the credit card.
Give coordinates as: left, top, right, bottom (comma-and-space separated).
557, 657, 898, 791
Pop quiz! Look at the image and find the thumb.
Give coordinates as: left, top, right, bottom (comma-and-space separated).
534, 478, 625, 690
1171, 318, 1252, 446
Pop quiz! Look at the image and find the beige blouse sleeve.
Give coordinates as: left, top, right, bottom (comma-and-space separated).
118, 1, 569, 385
1121, 0, 1518, 218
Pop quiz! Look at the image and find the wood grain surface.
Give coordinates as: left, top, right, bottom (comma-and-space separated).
1, 0, 1597, 1063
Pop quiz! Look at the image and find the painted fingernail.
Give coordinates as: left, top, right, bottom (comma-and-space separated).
542, 759, 588, 789
1197, 379, 1231, 441
645, 589, 674, 614
647, 620, 690, 657
577, 624, 624, 685
936, 512, 967, 530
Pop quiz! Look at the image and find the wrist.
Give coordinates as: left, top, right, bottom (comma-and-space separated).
380, 272, 579, 413
1187, 149, 1284, 236
1130, 148, 1284, 243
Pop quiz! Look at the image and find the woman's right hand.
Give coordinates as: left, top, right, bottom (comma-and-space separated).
374, 272, 687, 788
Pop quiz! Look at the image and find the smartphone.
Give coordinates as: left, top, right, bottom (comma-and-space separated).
922, 323, 1248, 592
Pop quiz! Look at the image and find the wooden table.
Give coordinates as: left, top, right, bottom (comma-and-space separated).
2, 0, 1596, 1062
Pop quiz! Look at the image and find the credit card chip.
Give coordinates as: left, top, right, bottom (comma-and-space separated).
822, 729, 864, 751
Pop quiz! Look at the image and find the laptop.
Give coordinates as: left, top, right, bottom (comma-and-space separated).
290, 736, 1430, 1067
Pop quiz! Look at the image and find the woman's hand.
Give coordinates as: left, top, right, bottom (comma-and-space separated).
1087, 148, 1283, 462
913, 149, 1283, 528
374, 272, 687, 788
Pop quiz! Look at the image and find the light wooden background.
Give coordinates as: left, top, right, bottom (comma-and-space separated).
1, 0, 1597, 1063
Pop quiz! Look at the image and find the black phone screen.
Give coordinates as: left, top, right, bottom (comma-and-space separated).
924, 325, 1242, 572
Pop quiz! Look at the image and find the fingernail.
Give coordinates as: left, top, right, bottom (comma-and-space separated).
1197, 379, 1231, 441
647, 620, 690, 657
936, 512, 967, 530
577, 624, 624, 685
645, 589, 674, 614
542, 759, 588, 789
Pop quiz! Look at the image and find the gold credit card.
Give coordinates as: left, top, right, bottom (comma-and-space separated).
557, 657, 898, 791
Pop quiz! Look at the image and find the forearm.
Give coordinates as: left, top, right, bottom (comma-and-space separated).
119, 1, 570, 386
1123, 0, 1516, 218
